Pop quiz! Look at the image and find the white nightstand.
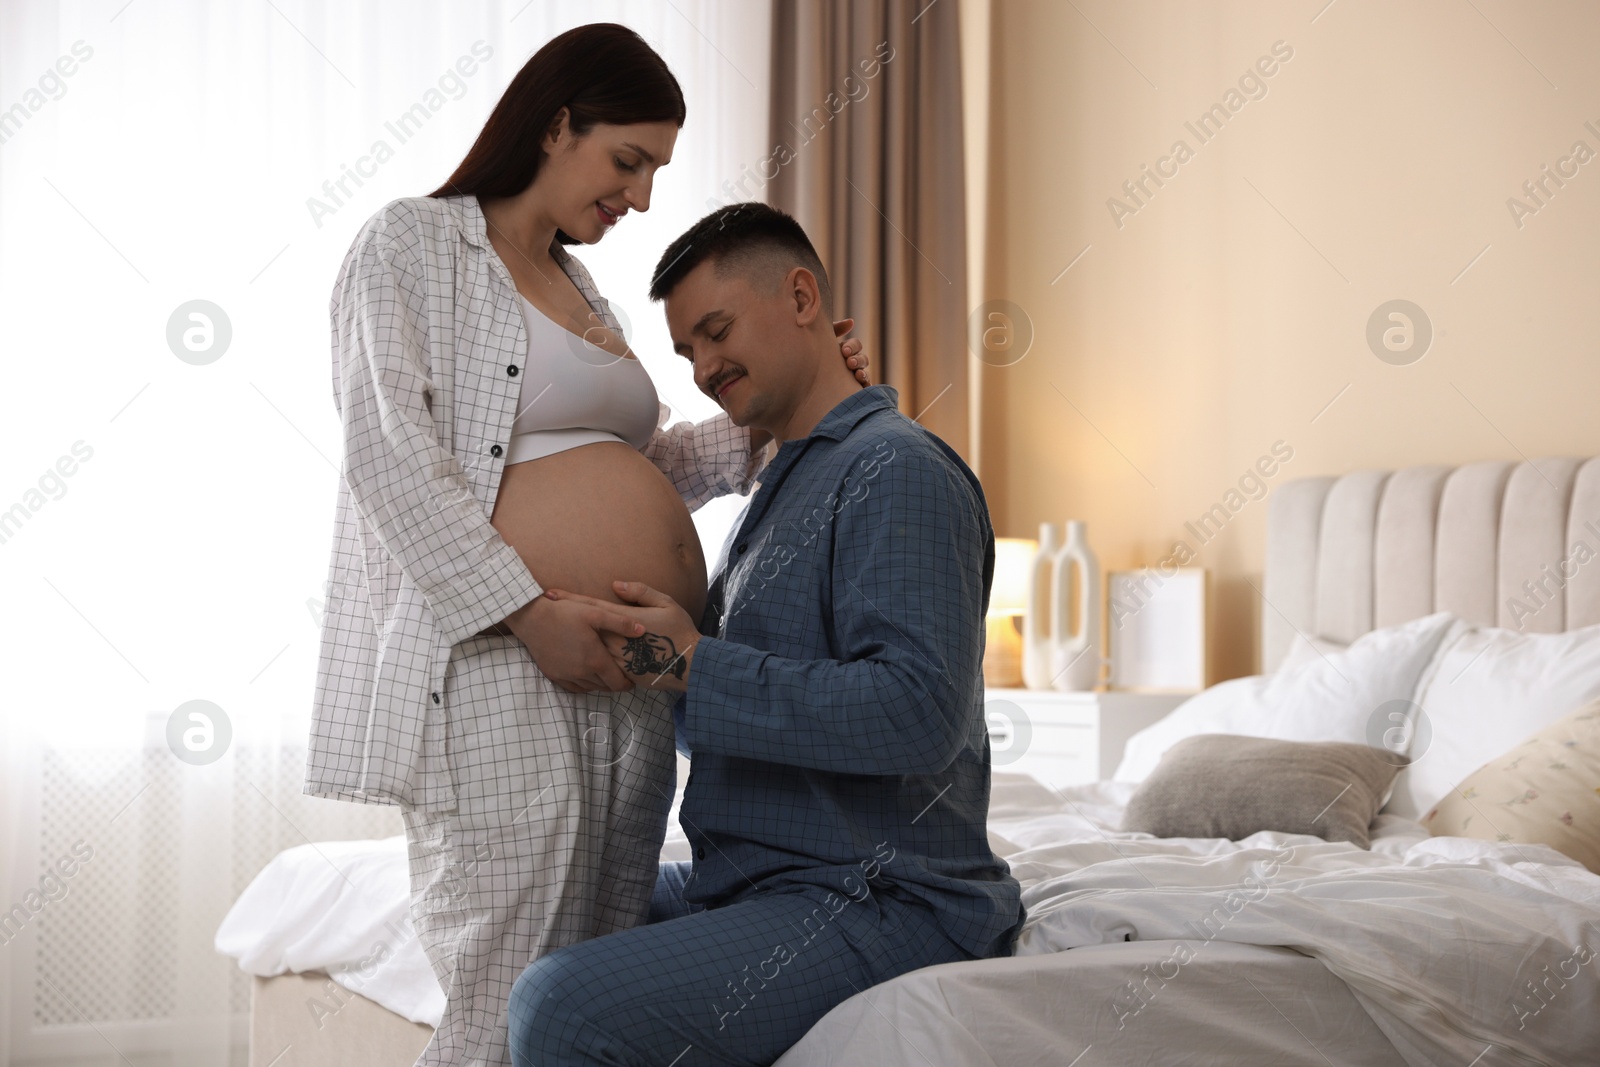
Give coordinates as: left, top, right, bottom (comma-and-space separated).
983, 688, 1191, 788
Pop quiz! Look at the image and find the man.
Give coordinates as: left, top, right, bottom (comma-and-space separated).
507, 203, 1022, 1065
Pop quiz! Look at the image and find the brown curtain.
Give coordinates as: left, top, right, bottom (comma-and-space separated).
768, 0, 970, 458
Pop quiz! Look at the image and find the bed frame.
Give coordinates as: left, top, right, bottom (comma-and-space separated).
1263, 456, 1600, 670
253, 454, 1600, 1065
248, 972, 431, 1067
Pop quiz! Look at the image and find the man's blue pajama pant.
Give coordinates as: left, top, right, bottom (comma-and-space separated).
507, 861, 972, 1065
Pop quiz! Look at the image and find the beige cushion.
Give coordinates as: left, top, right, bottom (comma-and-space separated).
1420, 699, 1600, 873
1121, 735, 1406, 848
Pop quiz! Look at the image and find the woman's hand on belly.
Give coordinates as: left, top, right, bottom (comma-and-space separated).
544, 581, 701, 695
504, 594, 645, 694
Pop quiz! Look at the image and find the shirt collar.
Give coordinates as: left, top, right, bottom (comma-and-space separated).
456, 193, 490, 250
795, 384, 900, 443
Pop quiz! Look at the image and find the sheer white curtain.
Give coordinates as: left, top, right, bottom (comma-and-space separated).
0, 2, 768, 1063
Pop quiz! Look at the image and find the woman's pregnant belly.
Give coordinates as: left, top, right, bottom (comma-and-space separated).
490, 441, 709, 625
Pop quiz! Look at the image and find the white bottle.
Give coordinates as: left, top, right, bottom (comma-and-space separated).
1021, 523, 1061, 690
1051, 520, 1101, 691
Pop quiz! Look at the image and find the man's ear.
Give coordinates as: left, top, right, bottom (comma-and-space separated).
786, 266, 824, 328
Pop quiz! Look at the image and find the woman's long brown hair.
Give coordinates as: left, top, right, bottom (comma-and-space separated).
426, 22, 686, 244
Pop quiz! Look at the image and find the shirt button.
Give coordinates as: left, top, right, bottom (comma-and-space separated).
506, 364, 519, 377
695, 847, 707, 860
431, 692, 441, 704
489, 444, 503, 458
736, 543, 747, 555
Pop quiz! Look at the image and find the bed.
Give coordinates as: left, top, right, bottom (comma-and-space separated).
221, 455, 1600, 1066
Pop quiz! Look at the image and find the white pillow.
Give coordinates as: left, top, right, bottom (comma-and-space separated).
1113, 612, 1461, 782
1386, 622, 1600, 818
1277, 632, 1350, 672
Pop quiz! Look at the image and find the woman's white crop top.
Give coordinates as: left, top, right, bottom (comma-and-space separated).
505, 294, 660, 465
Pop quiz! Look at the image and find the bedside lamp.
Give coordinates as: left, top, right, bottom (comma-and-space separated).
984, 537, 1037, 688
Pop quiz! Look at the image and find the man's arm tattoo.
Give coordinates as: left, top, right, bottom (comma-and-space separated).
622, 632, 688, 680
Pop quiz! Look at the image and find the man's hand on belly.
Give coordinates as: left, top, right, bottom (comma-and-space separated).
544, 581, 699, 694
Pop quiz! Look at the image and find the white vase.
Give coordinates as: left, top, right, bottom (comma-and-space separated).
1021, 523, 1061, 690
1050, 520, 1101, 691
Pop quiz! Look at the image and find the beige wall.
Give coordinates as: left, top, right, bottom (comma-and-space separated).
976, 0, 1600, 681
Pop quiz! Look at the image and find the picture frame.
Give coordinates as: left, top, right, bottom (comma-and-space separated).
1105, 567, 1209, 692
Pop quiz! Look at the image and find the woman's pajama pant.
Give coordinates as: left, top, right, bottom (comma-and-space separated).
400, 629, 679, 1067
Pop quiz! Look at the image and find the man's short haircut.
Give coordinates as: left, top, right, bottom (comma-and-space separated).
648, 201, 833, 318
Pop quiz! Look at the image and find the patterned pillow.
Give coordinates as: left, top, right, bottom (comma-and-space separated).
1421, 699, 1600, 874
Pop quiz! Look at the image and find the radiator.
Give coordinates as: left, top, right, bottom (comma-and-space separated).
3, 721, 403, 1067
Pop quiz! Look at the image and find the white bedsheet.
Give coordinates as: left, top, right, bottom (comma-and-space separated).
214, 835, 444, 1026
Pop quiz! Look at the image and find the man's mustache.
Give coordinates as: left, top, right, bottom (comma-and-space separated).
705, 369, 745, 397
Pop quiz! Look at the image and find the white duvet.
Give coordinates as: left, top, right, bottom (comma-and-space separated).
998, 780, 1600, 1067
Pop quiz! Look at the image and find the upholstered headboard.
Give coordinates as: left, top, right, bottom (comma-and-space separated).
1261, 457, 1600, 672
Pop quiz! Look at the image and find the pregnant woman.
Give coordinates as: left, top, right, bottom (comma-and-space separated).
304, 24, 867, 1067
